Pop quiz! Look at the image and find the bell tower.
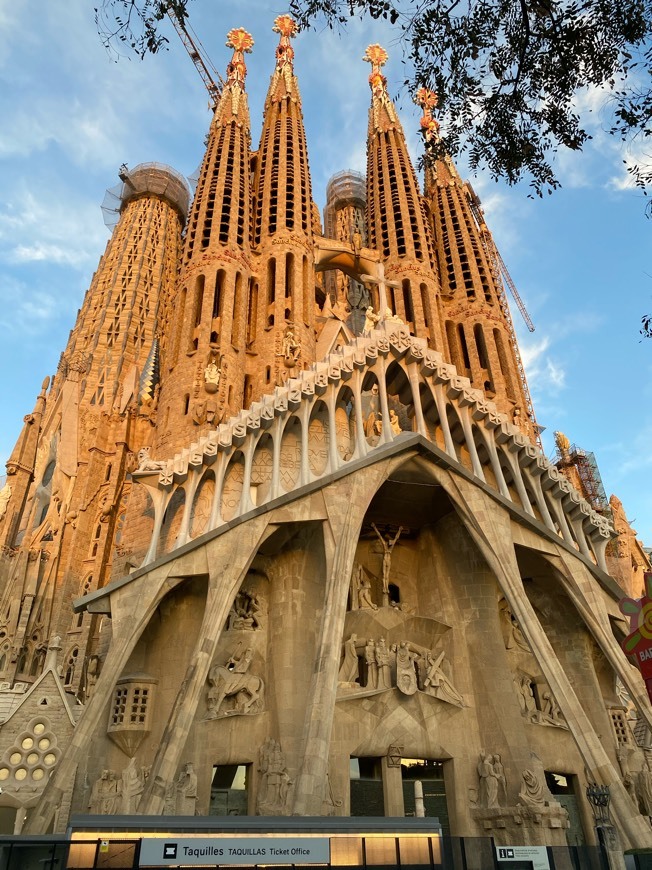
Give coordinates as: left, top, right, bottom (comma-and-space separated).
364, 46, 445, 352
246, 16, 317, 401
155, 28, 255, 454
418, 89, 538, 439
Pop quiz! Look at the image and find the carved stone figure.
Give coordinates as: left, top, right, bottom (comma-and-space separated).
176, 762, 198, 815
617, 746, 638, 804
389, 409, 401, 434
282, 328, 301, 365
637, 752, 652, 817
540, 688, 566, 726
89, 769, 122, 814
363, 306, 380, 334
338, 634, 359, 684
423, 651, 464, 707
204, 359, 222, 393
518, 769, 549, 808
356, 567, 377, 610
477, 752, 501, 809
493, 754, 508, 803
257, 738, 292, 815
121, 756, 145, 814
395, 641, 418, 695
206, 648, 264, 718
0, 483, 11, 521
375, 637, 392, 689
227, 590, 264, 630
364, 639, 377, 689
516, 674, 537, 719
371, 524, 403, 595
500, 600, 530, 652
135, 447, 166, 473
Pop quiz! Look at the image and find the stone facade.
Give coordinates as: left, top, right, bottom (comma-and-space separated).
0, 16, 650, 854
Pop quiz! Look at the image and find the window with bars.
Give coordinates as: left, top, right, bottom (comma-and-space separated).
610, 708, 633, 746
108, 676, 156, 735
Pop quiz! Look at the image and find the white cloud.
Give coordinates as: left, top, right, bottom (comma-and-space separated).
520, 335, 567, 395
0, 187, 107, 269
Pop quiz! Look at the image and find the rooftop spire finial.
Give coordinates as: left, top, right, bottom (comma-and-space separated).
415, 87, 440, 142
225, 27, 254, 86
273, 15, 297, 71
364, 44, 389, 97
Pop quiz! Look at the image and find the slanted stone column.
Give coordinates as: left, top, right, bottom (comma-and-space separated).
292, 461, 393, 814
444, 471, 652, 850
138, 515, 270, 815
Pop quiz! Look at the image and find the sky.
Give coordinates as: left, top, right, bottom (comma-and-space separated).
0, 0, 651, 545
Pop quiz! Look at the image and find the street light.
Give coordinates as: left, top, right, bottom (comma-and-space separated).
586, 782, 612, 825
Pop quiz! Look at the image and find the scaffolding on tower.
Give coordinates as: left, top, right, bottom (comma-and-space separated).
554, 440, 611, 517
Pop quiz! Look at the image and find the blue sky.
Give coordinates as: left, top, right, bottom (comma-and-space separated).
1, 0, 651, 545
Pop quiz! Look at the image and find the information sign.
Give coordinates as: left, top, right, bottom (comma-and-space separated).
139, 836, 330, 867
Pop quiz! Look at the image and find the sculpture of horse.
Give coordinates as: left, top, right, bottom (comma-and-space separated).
206, 665, 264, 718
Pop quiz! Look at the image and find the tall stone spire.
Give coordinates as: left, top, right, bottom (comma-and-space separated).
247, 16, 317, 400
417, 89, 537, 438
0, 163, 187, 692
156, 28, 254, 451
363, 46, 444, 351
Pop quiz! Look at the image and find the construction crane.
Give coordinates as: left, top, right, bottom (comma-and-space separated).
464, 182, 541, 447
464, 183, 535, 333
167, 8, 224, 107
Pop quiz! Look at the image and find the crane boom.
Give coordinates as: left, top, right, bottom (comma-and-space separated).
464, 183, 541, 448
167, 9, 223, 106
493, 247, 535, 333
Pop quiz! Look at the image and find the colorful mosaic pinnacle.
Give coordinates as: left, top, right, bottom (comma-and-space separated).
363, 44, 388, 71
226, 27, 254, 54
225, 27, 254, 86
415, 87, 440, 141
273, 15, 297, 71
273, 14, 297, 38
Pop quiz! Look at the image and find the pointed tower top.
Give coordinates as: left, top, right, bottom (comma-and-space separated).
363, 45, 398, 129
225, 27, 254, 86
415, 87, 440, 142
273, 15, 297, 75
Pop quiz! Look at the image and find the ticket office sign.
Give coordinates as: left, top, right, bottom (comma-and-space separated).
139, 836, 331, 867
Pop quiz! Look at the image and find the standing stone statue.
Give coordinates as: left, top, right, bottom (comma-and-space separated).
477, 752, 501, 809
637, 753, 652, 817
365, 639, 378, 689
257, 738, 292, 815
375, 637, 392, 689
89, 769, 122, 814
0, 483, 11, 521
338, 634, 360, 684
356, 567, 377, 610
121, 756, 145, 814
176, 762, 198, 815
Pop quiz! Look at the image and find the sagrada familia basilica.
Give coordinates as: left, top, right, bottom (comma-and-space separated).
0, 14, 651, 859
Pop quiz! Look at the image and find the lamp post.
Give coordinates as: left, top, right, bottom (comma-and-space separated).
586, 783, 624, 870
